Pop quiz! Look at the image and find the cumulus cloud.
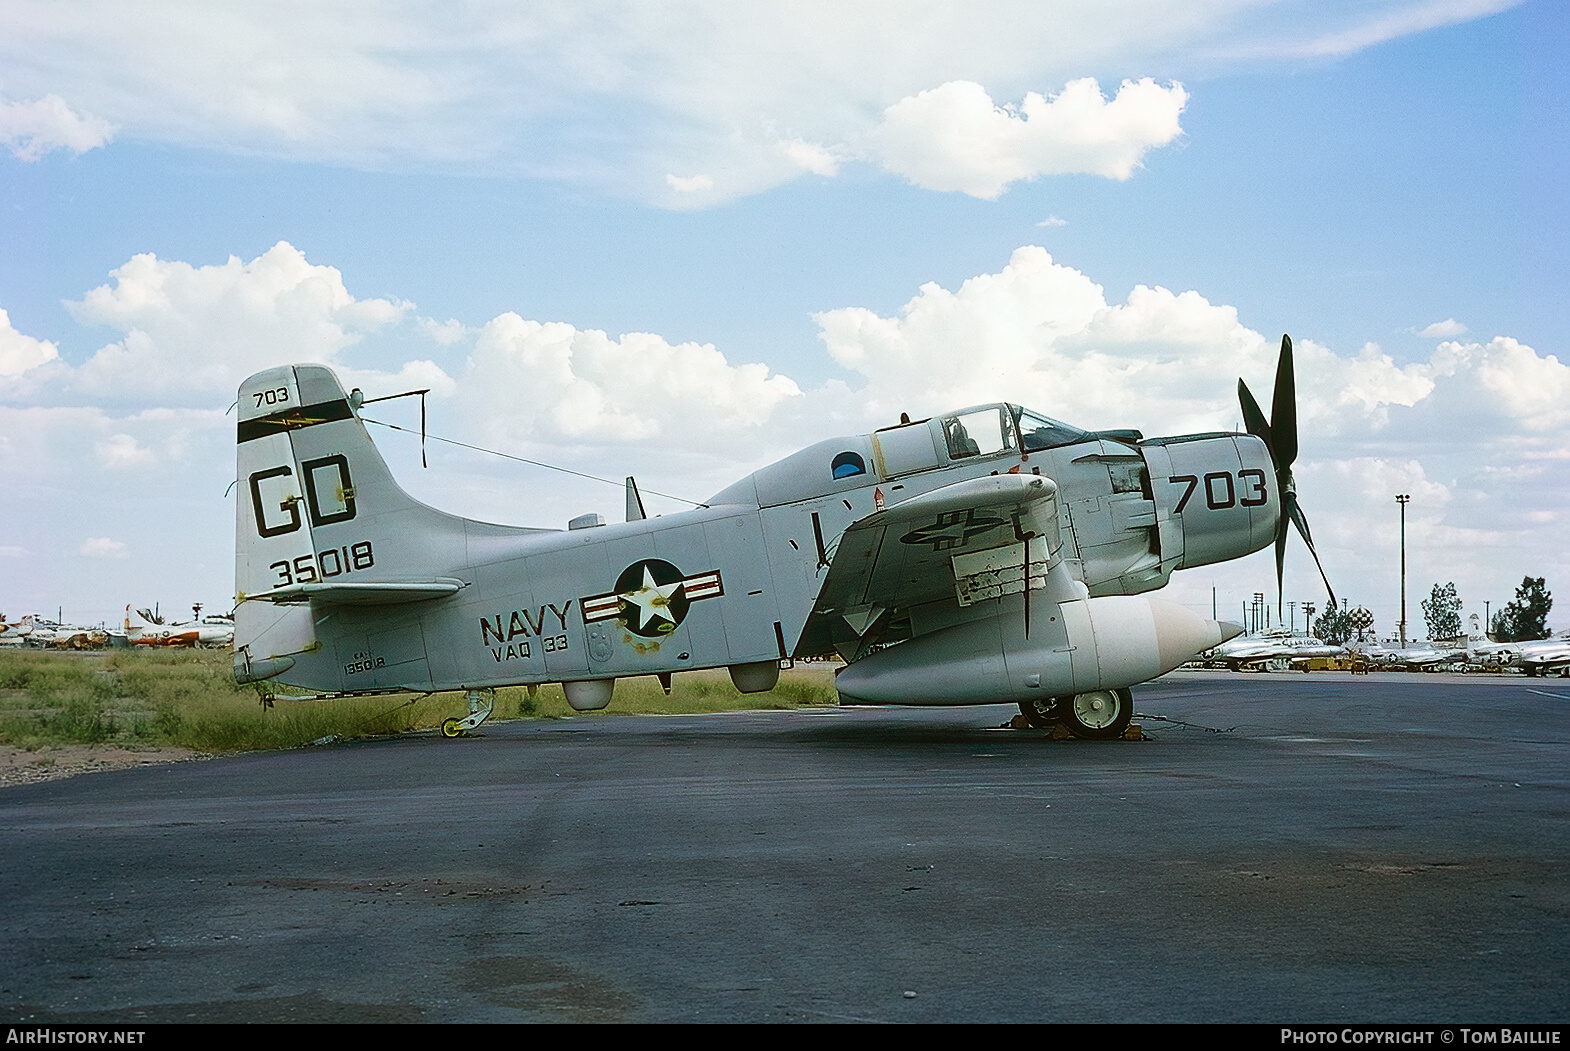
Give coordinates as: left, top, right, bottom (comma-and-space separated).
2, 405, 229, 482
816, 246, 1266, 430
0, 308, 59, 377
1419, 318, 1467, 337
779, 139, 839, 177
79, 537, 128, 558
0, 94, 113, 160
868, 78, 1187, 198
337, 359, 457, 405
66, 242, 413, 401
666, 173, 714, 194
0, 3, 1501, 204
420, 317, 469, 346
1459, 336, 1570, 433
460, 315, 800, 448
94, 433, 154, 469
1318, 342, 1437, 426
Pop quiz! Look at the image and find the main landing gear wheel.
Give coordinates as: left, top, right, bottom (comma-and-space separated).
441, 718, 463, 738
1018, 697, 1057, 728
1062, 688, 1133, 740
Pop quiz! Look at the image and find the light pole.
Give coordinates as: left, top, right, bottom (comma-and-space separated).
1396, 494, 1411, 648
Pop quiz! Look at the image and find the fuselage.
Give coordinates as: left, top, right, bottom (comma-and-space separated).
234, 367, 1277, 699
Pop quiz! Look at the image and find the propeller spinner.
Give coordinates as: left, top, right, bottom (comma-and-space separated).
1238, 335, 1336, 614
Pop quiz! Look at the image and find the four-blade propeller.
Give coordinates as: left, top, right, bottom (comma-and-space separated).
1238, 335, 1336, 614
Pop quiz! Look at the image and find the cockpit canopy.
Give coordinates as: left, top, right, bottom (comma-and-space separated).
1011, 404, 1091, 452
938, 403, 1089, 461
719, 402, 1095, 508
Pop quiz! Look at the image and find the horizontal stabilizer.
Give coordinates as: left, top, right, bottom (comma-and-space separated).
256, 579, 468, 606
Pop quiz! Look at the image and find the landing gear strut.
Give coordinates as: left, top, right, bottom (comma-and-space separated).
442, 688, 495, 738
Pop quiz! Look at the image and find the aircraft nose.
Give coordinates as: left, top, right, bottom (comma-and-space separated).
1149, 600, 1244, 671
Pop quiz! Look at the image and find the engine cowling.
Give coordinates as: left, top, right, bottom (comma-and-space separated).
1141, 433, 1279, 572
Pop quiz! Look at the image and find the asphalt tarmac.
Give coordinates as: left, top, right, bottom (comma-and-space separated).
2, 670, 1566, 1024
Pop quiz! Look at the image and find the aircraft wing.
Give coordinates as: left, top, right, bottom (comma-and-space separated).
814, 473, 1059, 620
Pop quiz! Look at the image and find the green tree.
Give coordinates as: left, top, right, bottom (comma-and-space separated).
1421, 582, 1462, 641
1313, 607, 1353, 645
1490, 577, 1553, 642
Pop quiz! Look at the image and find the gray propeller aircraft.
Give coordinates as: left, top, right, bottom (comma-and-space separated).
1205, 630, 1346, 671
1518, 636, 1570, 677
232, 335, 1330, 738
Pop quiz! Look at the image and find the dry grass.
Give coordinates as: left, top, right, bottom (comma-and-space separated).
0, 648, 839, 754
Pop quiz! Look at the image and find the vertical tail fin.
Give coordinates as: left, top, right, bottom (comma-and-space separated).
234, 363, 554, 690
233, 364, 463, 684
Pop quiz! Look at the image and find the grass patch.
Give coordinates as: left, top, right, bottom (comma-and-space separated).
0, 649, 839, 754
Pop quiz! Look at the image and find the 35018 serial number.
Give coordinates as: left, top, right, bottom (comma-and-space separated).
270, 541, 375, 588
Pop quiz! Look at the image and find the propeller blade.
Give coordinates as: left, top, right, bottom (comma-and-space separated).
1287, 495, 1337, 608
1270, 334, 1297, 471
1274, 511, 1289, 617
1237, 379, 1272, 450
1247, 333, 1334, 615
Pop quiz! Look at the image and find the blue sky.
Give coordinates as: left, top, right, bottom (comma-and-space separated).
2, 0, 1566, 640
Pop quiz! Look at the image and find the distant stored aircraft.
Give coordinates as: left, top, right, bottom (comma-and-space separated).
1517, 636, 1570, 677
0, 614, 33, 645
1461, 635, 1522, 667
1205, 630, 1345, 670
16, 616, 104, 648
1351, 641, 1454, 669
231, 336, 1331, 739
123, 606, 235, 647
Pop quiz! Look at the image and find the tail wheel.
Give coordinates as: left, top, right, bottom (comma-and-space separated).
441, 718, 463, 738
1063, 688, 1133, 740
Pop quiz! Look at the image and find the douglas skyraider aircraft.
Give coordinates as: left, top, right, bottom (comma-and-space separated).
233, 336, 1331, 739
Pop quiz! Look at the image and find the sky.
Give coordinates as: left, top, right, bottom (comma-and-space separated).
2, 0, 1567, 642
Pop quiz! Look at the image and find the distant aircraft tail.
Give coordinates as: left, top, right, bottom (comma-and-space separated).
127, 606, 162, 628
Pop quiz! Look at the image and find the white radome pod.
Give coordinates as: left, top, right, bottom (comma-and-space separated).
563, 678, 615, 711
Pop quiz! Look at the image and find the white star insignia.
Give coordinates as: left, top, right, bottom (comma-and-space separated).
620, 566, 683, 632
